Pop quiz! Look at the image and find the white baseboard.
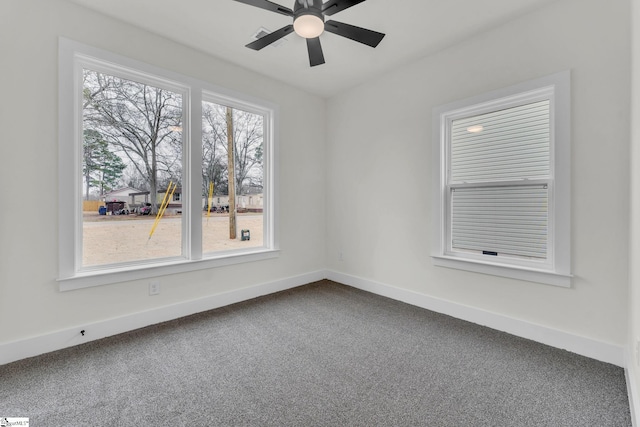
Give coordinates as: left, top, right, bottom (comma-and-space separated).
326, 270, 625, 367
0, 270, 325, 366
626, 349, 640, 426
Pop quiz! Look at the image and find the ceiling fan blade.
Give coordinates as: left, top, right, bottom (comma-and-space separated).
324, 20, 385, 48
321, 0, 367, 16
306, 37, 325, 67
245, 25, 294, 50
232, 0, 293, 16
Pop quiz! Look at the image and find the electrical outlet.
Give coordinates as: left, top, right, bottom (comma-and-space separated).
149, 281, 161, 296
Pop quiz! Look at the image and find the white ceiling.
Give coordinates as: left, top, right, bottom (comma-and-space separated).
68, 0, 559, 98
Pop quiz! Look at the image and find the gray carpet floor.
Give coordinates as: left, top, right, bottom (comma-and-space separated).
0, 280, 632, 426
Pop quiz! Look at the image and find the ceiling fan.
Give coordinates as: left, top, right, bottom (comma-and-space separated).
232, 0, 386, 67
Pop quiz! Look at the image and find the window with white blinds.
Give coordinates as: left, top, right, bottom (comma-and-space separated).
449, 100, 551, 261
432, 71, 571, 287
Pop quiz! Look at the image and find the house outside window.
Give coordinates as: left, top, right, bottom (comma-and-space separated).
431, 72, 571, 287
58, 39, 278, 290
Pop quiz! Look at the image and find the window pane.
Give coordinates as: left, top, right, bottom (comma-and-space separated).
451, 185, 548, 259
82, 69, 183, 267
202, 101, 264, 254
450, 100, 550, 183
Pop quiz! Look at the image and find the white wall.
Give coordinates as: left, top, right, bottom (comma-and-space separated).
628, 0, 640, 422
0, 0, 326, 346
326, 0, 630, 349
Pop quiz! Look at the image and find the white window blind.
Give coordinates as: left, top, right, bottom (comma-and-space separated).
451, 185, 548, 259
450, 100, 550, 183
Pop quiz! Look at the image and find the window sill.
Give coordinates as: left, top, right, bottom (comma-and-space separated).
431, 255, 571, 288
58, 248, 280, 291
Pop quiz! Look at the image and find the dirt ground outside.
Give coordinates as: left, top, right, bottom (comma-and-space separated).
82, 211, 263, 267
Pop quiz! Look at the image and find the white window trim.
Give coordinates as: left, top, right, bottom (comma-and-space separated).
58, 38, 279, 291
431, 71, 571, 287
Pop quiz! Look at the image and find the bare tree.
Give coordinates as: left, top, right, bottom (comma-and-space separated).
202, 102, 263, 197
231, 110, 263, 195
203, 102, 229, 197
82, 70, 182, 213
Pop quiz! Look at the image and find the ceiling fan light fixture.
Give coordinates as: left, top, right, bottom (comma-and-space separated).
294, 13, 324, 38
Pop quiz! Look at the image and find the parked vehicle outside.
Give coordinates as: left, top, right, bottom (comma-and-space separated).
139, 203, 152, 215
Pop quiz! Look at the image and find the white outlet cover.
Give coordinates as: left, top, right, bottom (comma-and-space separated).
149, 281, 161, 295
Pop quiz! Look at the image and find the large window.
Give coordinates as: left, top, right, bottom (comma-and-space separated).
431, 72, 571, 287
59, 39, 277, 290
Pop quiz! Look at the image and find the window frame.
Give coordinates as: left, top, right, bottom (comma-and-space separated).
58, 38, 279, 291
431, 71, 571, 287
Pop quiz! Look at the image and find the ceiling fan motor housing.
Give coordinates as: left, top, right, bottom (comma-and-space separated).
293, 0, 324, 22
